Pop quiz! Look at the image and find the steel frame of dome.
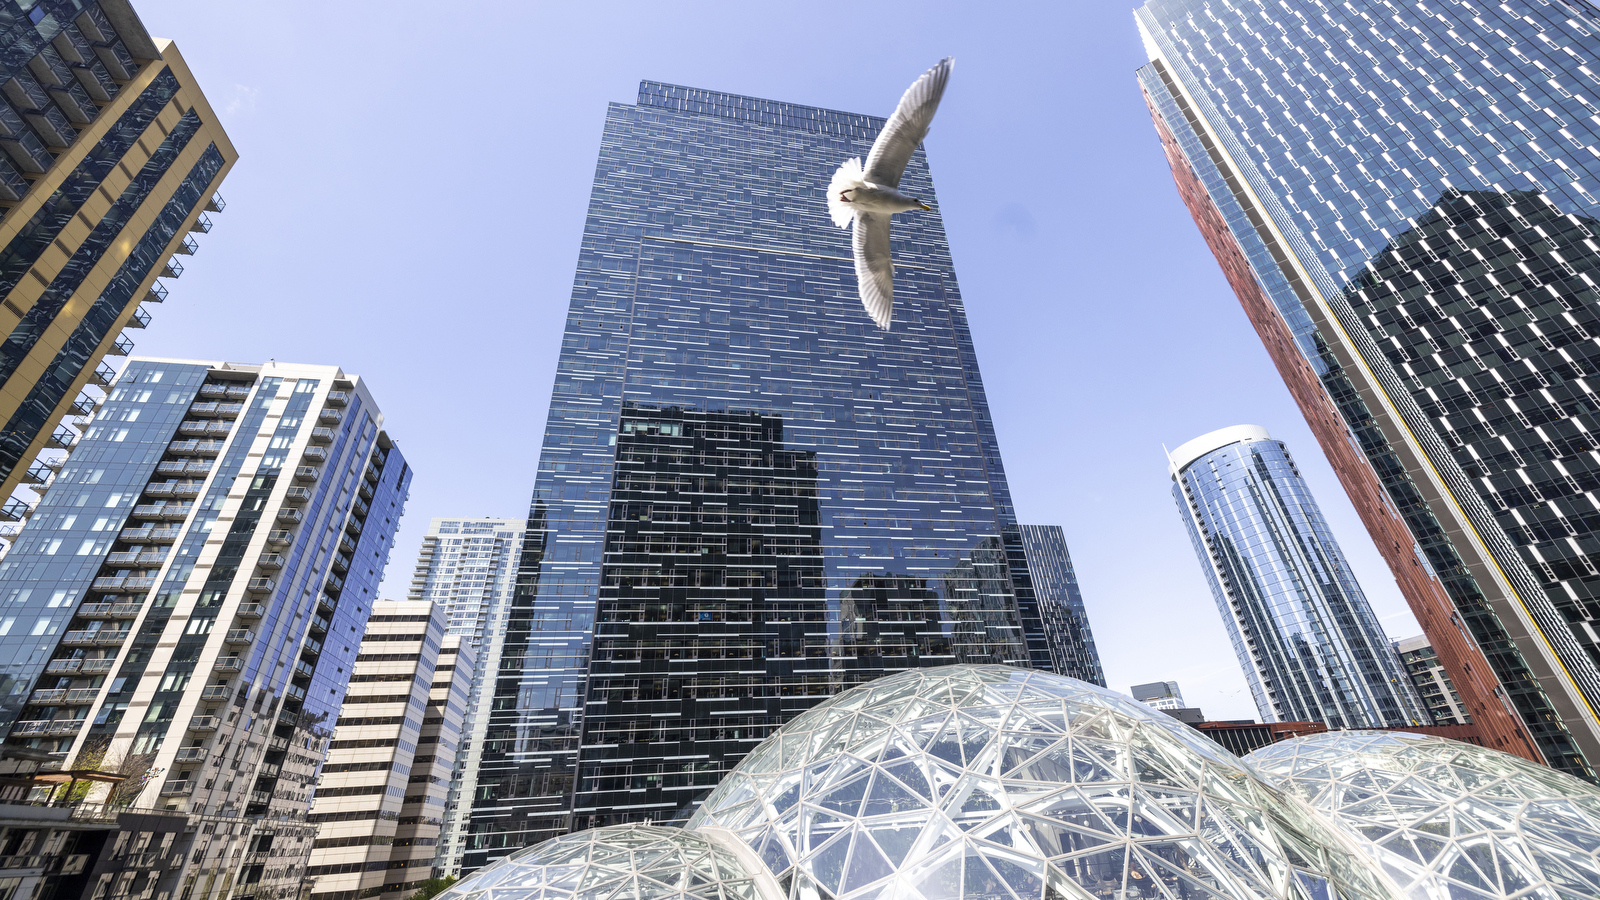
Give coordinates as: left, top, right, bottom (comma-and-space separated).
1247, 730, 1600, 900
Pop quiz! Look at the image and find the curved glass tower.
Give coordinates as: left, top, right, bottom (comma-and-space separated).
1170, 425, 1425, 728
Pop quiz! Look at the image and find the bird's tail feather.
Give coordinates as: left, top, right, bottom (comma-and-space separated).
827, 157, 864, 228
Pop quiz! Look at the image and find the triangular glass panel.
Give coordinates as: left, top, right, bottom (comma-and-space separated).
1013, 812, 1117, 858
982, 849, 1046, 900
841, 834, 895, 894
882, 759, 934, 800
910, 849, 964, 900
866, 822, 920, 868
819, 773, 870, 817
863, 771, 929, 817
808, 831, 852, 896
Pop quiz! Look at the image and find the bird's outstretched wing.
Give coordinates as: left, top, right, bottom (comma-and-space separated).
853, 212, 893, 330
864, 57, 953, 189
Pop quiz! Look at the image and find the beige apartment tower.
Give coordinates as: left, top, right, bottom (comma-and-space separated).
307, 601, 470, 900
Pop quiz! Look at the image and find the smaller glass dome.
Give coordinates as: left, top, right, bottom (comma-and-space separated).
1247, 730, 1600, 900
436, 824, 776, 900
692, 665, 1397, 900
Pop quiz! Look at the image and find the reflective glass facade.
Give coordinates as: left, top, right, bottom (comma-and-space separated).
1007, 525, 1104, 685
469, 81, 1029, 868
1136, 0, 1600, 777
1170, 427, 1426, 728
0, 1, 234, 525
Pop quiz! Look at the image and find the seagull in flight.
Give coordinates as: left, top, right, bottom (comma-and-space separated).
827, 57, 953, 331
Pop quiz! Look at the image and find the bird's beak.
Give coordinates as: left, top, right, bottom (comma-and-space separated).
919, 203, 931, 211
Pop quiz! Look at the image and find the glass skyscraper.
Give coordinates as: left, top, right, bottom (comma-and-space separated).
1170, 425, 1426, 728
1005, 524, 1104, 684
1137, 0, 1600, 778
466, 81, 1031, 868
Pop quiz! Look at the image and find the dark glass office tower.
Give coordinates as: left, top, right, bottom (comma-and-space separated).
1005, 524, 1104, 684
466, 81, 1030, 867
1136, 0, 1600, 778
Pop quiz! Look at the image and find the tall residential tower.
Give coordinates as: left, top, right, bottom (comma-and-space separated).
1170, 426, 1427, 729
466, 80, 1032, 868
405, 517, 523, 876
1137, 0, 1600, 776
0, 1, 234, 534
0, 358, 409, 900
1005, 524, 1105, 684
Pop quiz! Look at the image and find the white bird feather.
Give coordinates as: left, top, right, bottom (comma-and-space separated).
827, 58, 953, 331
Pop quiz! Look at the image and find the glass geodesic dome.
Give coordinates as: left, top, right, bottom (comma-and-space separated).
690, 665, 1397, 900
1247, 730, 1600, 900
436, 824, 774, 900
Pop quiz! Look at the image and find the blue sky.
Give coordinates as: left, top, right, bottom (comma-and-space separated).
123, 0, 1422, 722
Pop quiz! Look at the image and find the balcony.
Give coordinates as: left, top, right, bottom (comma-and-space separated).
68, 395, 95, 417
338, 533, 357, 555
80, 659, 114, 674
310, 427, 335, 444
177, 420, 231, 437
30, 689, 65, 704
237, 603, 265, 619
106, 333, 133, 356
283, 683, 307, 702
173, 746, 207, 762
188, 401, 242, 419
188, 716, 219, 732
257, 553, 284, 570
309, 615, 329, 634
161, 258, 182, 279
345, 516, 362, 537
120, 526, 181, 543
302, 446, 327, 463
159, 780, 193, 796
92, 576, 144, 592
213, 657, 242, 673
0, 498, 32, 522
264, 530, 293, 546
330, 554, 348, 574
293, 658, 316, 679
276, 509, 302, 524
207, 193, 225, 213
324, 572, 344, 593
44, 427, 76, 450
189, 213, 212, 234
132, 505, 191, 520
197, 384, 227, 398
110, 603, 143, 617
199, 685, 230, 701
268, 735, 289, 752
225, 385, 251, 399
293, 466, 318, 483
127, 306, 151, 329
105, 551, 165, 566
325, 391, 349, 407
12, 719, 84, 737
352, 497, 370, 519
317, 409, 342, 426
175, 235, 198, 256
245, 577, 275, 594
282, 487, 312, 504
89, 362, 116, 388
167, 440, 224, 457
357, 480, 374, 501
224, 629, 254, 645
44, 659, 82, 674
145, 282, 168, 304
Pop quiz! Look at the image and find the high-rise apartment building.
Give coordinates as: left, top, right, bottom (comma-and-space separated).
1396, 634, 1473, 726
1006, 524, 1105, 684
307, 602, 470, 900
1136, 0, 1600, 777
466, 80, 1031, 868
0, 358, 409, 900
404, 517, 522, 876
1170, 425, 1427, 729
0, 2, 234, 534
1130, 680, 1187, 711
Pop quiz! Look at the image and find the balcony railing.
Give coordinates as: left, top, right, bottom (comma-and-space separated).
107, 334, 133, 356
159, 780, 192, 796
265, 530, 293, 545
309, 427, 335, 444
105, 551, 165, 566
213, 657, 242, 672
119, 527, 181, 543
282, 487, 312, 504
257, 553, 284, 570
131, 505, 191, 520
245, 577, 275, 594
325, 391, 348, 407
237, 604, 265, 618
33, 688, 98, 704
199, 685, 230, 701
302, 446, 328, 462
80, 659, 114, 674
173, 746, 207, 761
90, 363, 116, 388
293, 466, 318, 483
11, 720, 84, 737
189, 213, 212, 234
175, 235, 198, 255
127, 306, 151, 329
317, 409, 342, 425
167, 440, 224, 456
188, 716, 219, 732
224, 629, 254, 645
275, 509, 302, 524
0, 498, 32, 522
146, 282, 168, 303
44, 427, 75, 449
161, 258, 182, 279
44, 660, 81, 674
